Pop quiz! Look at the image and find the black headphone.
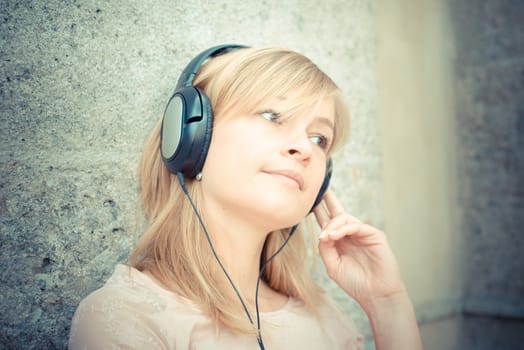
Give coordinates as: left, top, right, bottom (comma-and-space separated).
160, 44, 332, 211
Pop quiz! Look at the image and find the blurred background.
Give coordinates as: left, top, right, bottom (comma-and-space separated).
1, 0, 522, 349
378, 1, 523, 349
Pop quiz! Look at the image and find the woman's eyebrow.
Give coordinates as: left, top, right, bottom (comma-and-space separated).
316, 116, 335, 131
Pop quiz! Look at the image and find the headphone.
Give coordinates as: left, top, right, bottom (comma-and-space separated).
160, 44, 332, 211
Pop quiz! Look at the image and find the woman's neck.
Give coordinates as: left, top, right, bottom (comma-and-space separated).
199, 196, 290, 306
207, 213, 266, 290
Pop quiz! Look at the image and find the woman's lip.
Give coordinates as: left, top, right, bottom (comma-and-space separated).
263, 169, 304, 190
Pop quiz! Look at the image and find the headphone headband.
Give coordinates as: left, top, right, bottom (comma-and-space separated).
176, 44, 248, 89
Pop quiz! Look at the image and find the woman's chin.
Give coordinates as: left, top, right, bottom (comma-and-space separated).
254, 204, 309, 230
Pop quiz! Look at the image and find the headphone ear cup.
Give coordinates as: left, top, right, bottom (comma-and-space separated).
161, 44, 247, 178
191, 87, 213, 176
310, 158, 333, 213
161, 86, 213, 178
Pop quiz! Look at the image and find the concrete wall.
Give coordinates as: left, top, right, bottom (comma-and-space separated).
0, 1, 381, 348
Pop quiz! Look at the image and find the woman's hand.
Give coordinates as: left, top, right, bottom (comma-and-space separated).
313, 188, 406, 306
314, 189, 424, 349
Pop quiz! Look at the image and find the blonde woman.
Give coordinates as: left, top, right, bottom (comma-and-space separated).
69, 45, 423, 349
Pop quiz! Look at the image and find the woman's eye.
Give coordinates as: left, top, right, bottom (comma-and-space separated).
259, 110, 282, 124
310, 135, 330, 150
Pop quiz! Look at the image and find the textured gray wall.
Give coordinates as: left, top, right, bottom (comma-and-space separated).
0, 1, 380, 348
450, 0, 524, 318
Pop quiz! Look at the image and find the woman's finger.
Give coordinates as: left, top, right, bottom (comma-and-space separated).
322, 189, 362, 221
322, 189, 345, 217
318, 214, 355, 236
319, 218, 387, 248
319, 222, 361, 241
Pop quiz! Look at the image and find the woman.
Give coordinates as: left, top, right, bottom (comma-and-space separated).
69, 45, 423, 349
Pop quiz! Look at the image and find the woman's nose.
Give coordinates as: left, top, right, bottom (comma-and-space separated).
282, 133, 313, 162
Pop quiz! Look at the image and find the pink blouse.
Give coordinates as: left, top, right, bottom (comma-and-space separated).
69, 264, 364, 349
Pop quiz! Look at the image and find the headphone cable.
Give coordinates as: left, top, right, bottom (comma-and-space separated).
177, 173, 254, 324
255, 224, 297, 349
177, 172, 298, 349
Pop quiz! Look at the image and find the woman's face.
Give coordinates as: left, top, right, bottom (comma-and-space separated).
200, 93, 336, 231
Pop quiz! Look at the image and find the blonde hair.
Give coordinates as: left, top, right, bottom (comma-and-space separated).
129, 47, 351, 334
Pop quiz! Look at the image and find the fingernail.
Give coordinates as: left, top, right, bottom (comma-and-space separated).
319, 230, 327, 238
328, 230, 337, 236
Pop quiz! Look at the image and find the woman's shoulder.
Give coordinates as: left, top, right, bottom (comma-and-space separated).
316, 295, 365, 348
75, 264, 175, 313
265, 295, 364, 349
68, 264, 197, 349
